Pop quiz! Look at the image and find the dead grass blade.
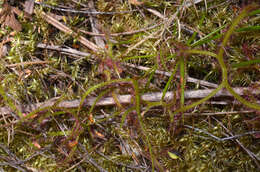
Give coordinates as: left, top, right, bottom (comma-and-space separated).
40, 11, 100, 52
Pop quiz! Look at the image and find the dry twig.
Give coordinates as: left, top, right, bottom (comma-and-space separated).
124, 63, 218, 88
40, 11, 100, 51
0, 87, 259, 115
212, 117, 260, 169
87, 0, 106, 49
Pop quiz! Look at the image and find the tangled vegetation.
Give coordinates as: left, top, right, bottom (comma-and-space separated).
0, 0, 259, 171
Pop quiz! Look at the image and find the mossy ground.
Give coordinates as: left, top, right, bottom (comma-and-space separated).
0, 0, 259, 171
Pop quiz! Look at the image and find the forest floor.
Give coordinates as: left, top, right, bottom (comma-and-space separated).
0, 0, 260, 171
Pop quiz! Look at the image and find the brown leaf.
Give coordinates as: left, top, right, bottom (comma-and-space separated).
3, 13, 22, 31
0, 2, 22, 32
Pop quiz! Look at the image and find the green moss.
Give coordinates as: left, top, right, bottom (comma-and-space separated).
0, 0, 259, 171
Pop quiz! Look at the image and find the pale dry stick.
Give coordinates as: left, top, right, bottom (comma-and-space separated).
124, 62, 218, 88
87, 0, 106, 49
184, 125, 260, 141
146, 8, 166, 20
204, 0, 208, 12
40, 11, 100, 52
37, 43, 91, 57
177, 18, 181, 40
206, 101, 232, 105
212, 117, 260, 169
0, 87, 259, 115
37, 43, 95, 63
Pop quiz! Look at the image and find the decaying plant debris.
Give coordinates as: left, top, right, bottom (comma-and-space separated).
0, 0, 260, 171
